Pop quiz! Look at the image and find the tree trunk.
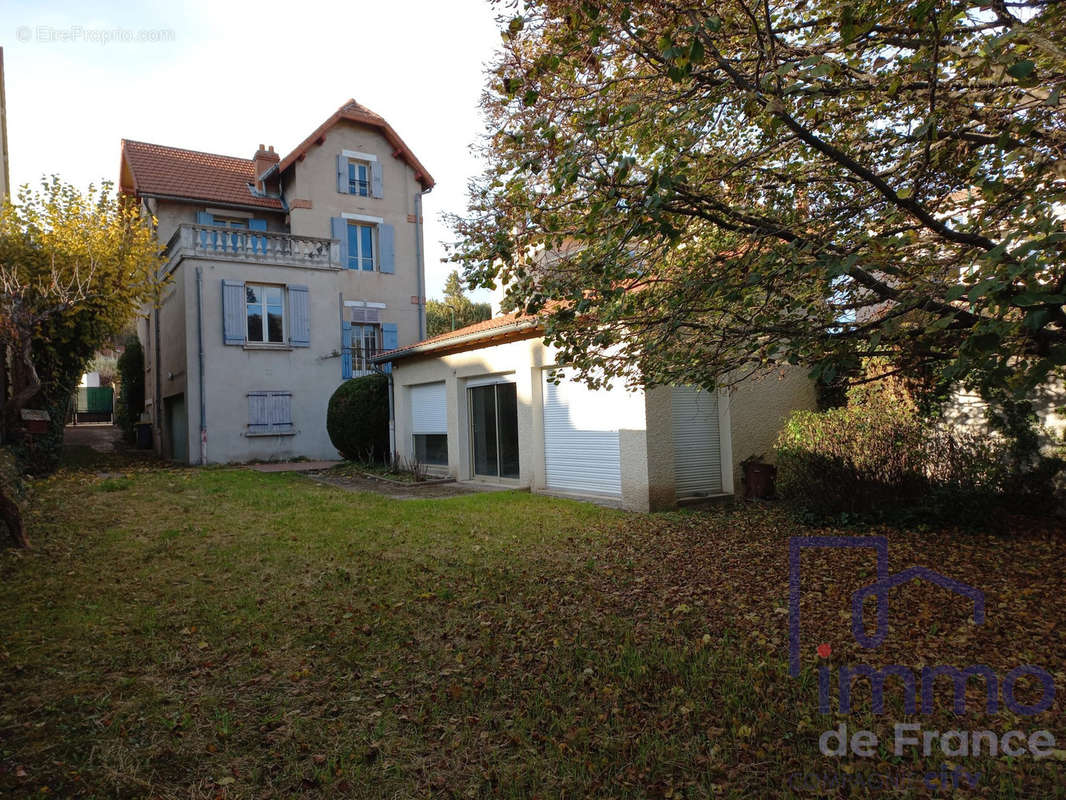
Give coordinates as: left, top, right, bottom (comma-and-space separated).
0, 485, 27, 548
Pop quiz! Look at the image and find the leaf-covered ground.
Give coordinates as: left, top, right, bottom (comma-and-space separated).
0, 447, 1063, 798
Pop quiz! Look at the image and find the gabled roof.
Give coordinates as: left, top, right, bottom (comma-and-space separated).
375, 311, 542, 362
275, 99, 435, 190
120, 140, 284, 211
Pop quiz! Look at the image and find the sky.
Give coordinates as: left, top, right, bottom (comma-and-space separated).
2, 0, 502, 300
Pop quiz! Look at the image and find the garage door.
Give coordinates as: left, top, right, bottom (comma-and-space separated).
542, 369, 623, 497
671, 386, 723, 497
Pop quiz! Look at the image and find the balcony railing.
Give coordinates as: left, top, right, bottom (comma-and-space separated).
165, 223, 337, 268
343, 346, 386, 377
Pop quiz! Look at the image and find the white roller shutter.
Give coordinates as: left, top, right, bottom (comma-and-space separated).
542, 369, 623, 497
671, 386, 723, 497
410, 382, 447, 434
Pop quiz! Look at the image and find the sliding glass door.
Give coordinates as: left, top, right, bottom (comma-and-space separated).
469, 382, 519, 479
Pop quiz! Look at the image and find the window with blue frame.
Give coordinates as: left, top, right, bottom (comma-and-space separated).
346, 223, 376, 271
348, 160, 370, 196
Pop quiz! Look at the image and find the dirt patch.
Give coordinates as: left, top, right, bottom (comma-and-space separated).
303, 469, 510, 500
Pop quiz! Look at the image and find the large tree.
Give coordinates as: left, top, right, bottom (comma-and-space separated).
426, 270, 492, 337
0, 178, 161, 546
452, 0, 1065, 396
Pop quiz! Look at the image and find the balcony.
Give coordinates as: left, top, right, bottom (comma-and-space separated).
344, 346, 386, 377
164, 223, 338, 269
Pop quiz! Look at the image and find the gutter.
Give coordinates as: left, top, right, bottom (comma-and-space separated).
372, 317, 541, 364
136, 192, 283, 214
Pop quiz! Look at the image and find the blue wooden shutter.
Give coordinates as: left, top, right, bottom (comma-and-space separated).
381, 323, 398, 351
248, 218, 267, 255
288, 285, 310, 347
341, 321, 353, 379
222, 280, 246, 345
270, 392, 293, 433
247, 392, 269, 433
196, 211, 214, 225
371, 162, 383, 199
337, 154, 348, 193
249, 392, 293, 434
381, 323, 398, 374
331, 217, 348, 267
379, 224, 395, 274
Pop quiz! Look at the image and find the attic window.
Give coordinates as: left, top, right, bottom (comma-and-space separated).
348, 160, 370, 197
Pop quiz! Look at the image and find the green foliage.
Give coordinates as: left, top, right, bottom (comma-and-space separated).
5, 459, 1066, 795
89, 354, 118, 386
326, 373, 389, 462
0, 177, 162, 472
0, 447, 24, 510
775, 385, 1054, 523
452, 1, 1066, 398
425, 270, 491, 337
115, 335, 145, 440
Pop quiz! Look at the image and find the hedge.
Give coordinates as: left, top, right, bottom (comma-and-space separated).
326, 373, 389, 463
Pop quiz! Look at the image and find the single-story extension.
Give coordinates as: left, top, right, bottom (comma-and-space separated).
375, 313, 817, 511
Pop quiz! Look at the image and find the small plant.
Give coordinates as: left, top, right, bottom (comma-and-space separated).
390, 452, 428, 482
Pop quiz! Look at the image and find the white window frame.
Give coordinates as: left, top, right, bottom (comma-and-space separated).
347, 159, 371, 197
245, 283, 286, 344
345, 222, 378, 271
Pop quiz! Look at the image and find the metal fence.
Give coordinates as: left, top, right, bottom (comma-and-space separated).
72, 386, 114, 423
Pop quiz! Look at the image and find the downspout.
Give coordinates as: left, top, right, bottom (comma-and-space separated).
196, 267, 207, 464
154, 305, 162, 451
386, 368, 396, 461
414, 187, 431, 341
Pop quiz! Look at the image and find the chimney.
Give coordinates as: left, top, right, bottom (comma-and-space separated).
252, 144, 279, 192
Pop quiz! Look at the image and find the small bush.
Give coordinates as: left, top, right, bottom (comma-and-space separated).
327, 373, 389, 462
775, 388, 1021, 523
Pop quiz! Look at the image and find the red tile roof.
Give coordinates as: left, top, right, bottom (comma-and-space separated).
377, 311, 542, 361
276, 99, 435, 190
121, 140, 284, 210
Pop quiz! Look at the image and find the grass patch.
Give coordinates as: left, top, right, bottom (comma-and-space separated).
0, 456, 1063, 798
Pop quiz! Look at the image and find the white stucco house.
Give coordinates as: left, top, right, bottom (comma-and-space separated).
375, 312, 817, 512
119, 99, 434, 463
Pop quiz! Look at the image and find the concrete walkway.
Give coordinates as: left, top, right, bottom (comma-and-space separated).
63, 423, 123, 453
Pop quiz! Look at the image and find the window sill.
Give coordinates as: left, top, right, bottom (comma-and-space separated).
242, 343, 293, 352
245, 430, 297, 438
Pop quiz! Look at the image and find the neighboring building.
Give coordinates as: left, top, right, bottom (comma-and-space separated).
375, 313, 816, 511
120, 99, 433, 463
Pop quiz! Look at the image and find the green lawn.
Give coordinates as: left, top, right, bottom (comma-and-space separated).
1, 449, 1063, 798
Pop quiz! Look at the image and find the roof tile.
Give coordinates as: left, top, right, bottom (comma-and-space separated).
121, 140, 283, 210
380, 311, 540, 359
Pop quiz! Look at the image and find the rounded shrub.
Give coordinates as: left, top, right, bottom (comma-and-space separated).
326, 373, 389, 462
